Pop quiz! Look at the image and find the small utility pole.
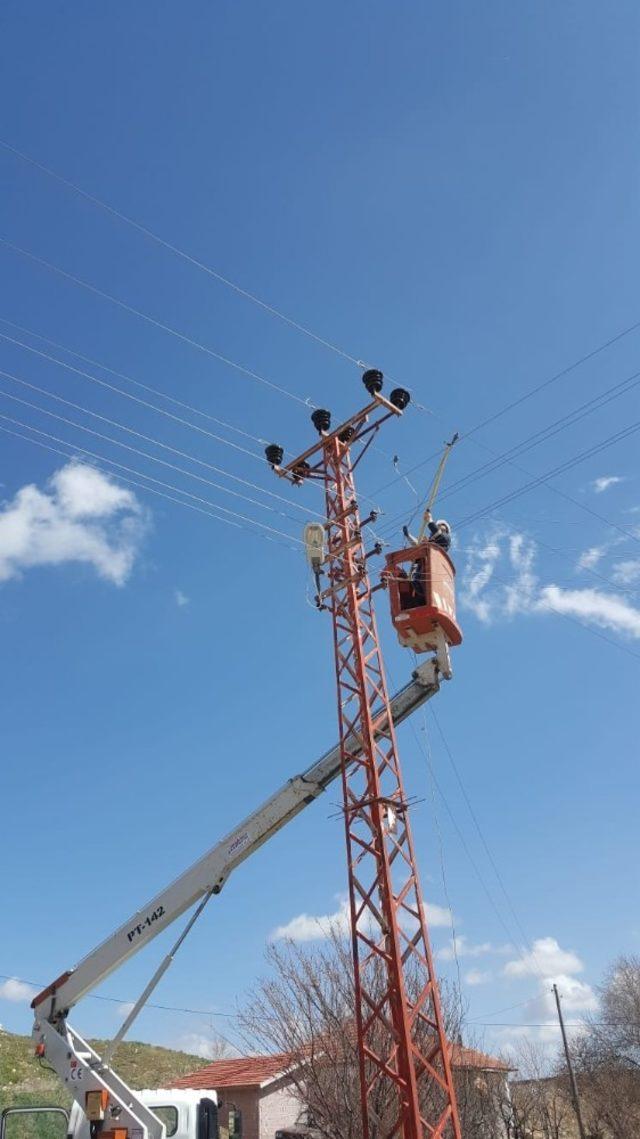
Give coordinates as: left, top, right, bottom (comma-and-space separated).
553, 982, 587, 1139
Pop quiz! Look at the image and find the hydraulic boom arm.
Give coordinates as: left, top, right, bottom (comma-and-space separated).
32, 660, 442, 1139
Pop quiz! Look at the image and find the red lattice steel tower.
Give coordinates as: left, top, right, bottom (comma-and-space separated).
266, 374, 462, 1139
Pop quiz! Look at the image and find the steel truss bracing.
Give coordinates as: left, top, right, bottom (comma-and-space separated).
320, 434, 461, 1139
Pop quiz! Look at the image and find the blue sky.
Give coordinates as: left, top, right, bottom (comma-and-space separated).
1, 1, 639, 1065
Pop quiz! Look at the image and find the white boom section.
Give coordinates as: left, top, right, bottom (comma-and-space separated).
32, 660, 441, 1139
33, 660, 440, 1021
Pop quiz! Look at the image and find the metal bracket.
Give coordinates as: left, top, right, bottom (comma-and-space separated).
433, 627, 453, 680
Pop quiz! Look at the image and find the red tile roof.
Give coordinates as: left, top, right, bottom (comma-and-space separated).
171, 1044, 511, 1090
450, 1044, 513, 1072
171, 1053, 296, 1090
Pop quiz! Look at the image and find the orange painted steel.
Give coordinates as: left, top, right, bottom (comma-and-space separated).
385, 544, 463, 654
317, 431, 461, 1139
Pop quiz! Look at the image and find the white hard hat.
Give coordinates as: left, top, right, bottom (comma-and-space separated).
436, 519, 451, 534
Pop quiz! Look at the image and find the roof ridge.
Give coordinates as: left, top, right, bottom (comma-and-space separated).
171, 1042, 512, 1090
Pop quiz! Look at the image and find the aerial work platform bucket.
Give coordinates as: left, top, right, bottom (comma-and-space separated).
384, 542, 463, 657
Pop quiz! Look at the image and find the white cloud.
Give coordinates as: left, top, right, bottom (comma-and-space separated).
591, 475, 624, 494
0, 977, 37, 1003
424, 903, 454, 928
499, 974, 598, 1055
0, 462, 146, 586
576, 546, 606, 572
538, 585, 640, 639
526, 976, 598, 1020
270, 899, 352, 942
271, 898, 452, 943
612, 559, 640, 586
461, 526, 640, 640
438, 936, 495, 962
175, 589, 190, 607
117, 1002, 135, 1019
53, 463, 134, 519
460, 534, 503, 623
465, 969, 492, 986
504, 937, 583, 979
176, 1033, 226, 1059
494, 940, 598, 1057
460, 527, 537, 624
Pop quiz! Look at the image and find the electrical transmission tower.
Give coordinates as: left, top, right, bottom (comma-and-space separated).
266, 372, 462, 1139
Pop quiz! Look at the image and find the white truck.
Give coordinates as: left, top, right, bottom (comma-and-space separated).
2, 660, 443, 1139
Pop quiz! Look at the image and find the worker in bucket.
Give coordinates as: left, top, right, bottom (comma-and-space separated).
402, 510, 452, 553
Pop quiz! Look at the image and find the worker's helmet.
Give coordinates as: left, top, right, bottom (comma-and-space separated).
436, 519, 451, 535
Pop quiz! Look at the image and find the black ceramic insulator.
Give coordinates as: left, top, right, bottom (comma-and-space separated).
389, 387, 411, 410
265, 443, 284, 467
362, 368, 384, 396
311, 408, 331, 434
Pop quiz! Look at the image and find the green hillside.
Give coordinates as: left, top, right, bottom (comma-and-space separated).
0, 1030, 205, 1112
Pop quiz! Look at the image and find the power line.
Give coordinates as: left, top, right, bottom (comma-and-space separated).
11, 966, 629, 1034
377, 432, 639, 556
466, 1000, 537, 1023
466, 319, 640, 441
0, 317, 394, 485
470, 1022, 589, 1029
373, 315, 640, 498
0, 319, 362, 506
0, 423, 275, 545
387, 672, 543, 980
0, 365, 321, 523
0, 383, 306, 528
429, 707, 546, 982
0, 971, 259, 1030
516, 532, 640, 601
365, 545, 640, 664
457, 418, 640, 535
420, 711, 463, 999
378, 442, 638, 552
0, 237, 310, 406
455, 548, 640, 662
412, 726, 544, 979
8, 969, 634, 1033
0, 137, 362, 369
376, 494, 640, 620
460, 443, 636, 545
377, 367, 640, 547
7, 139, 640, 493
436, 365, 640, 506
0, 412, 303, 548
0, 318, 270, 449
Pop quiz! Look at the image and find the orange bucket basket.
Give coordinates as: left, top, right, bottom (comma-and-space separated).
384, 542, 463, 654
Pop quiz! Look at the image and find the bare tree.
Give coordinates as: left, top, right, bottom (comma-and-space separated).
573, 970, 638, 1133
454, 1066, 512, 1139
505, 1041, 570, 1139
566, 955, 640, 1138
238, 930, 507, 1139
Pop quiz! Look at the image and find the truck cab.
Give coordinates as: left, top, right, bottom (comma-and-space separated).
67, 1091, 219, 1139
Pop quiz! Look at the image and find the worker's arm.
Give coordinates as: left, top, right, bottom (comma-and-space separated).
402, 525, 420, 547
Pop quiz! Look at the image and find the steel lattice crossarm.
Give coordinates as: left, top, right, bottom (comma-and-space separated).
267, 370, 462, 1139
31, 660, 443, 1139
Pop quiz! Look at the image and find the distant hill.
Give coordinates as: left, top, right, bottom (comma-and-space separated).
0, 1030, 206, 1112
